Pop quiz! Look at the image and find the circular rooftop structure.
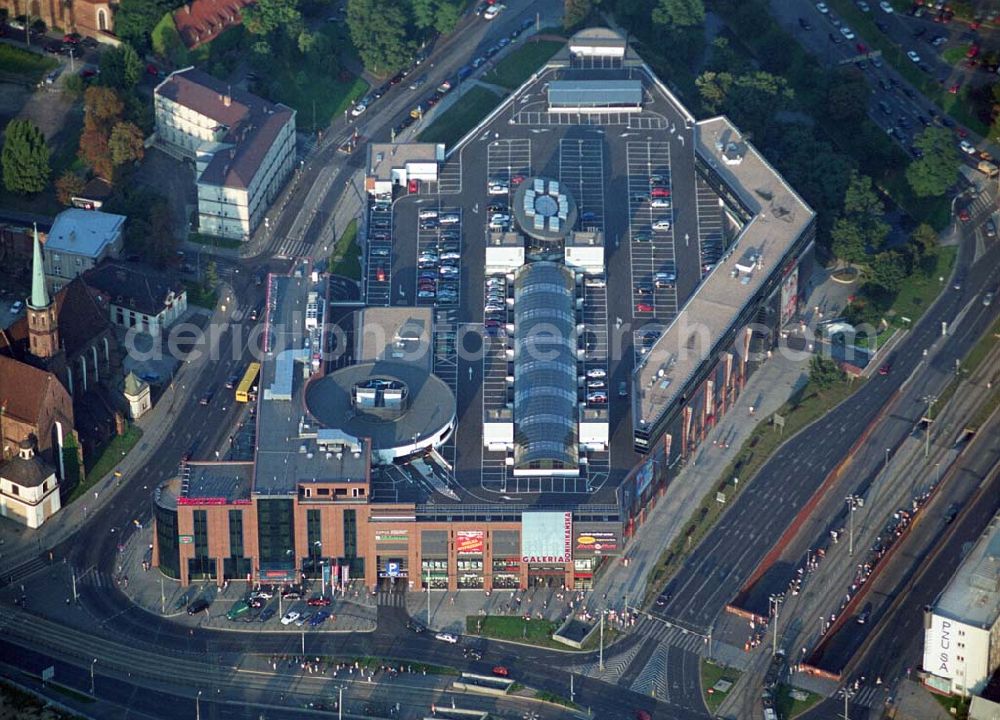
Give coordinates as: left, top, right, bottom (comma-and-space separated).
512, 176, 578, 243
305, 362, 456, 462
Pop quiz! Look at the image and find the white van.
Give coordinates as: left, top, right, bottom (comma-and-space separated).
418, 209, 438, 220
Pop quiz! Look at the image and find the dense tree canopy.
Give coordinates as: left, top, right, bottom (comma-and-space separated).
346, 0, 414, 74
906, 127, 960, 198
2, 119, 50, 194
99, 43, 143, 91
115, 0, 180, 52
652, 0, 705, 28
563, 0, 593, 30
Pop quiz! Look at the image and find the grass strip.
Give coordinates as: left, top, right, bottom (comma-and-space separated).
72, 425, 143, 502
701, 659, 742, 715
328, 218, 361, 280
465, 615, 565, 650
418, 86, 503, 145
481, 40, 563, 90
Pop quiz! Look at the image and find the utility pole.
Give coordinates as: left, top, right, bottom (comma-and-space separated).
599, 613, 605, 671
845, 496, 862, 557
339, 687, 343, 720
160, 577, 165, 614
72, 569, 78, 603
196, 690, 202, 720
570, 673, 574, 703
426, 567, 431, 626
301, 631, 305, 656
923, 396, 936, 458
90, 658, 97, 695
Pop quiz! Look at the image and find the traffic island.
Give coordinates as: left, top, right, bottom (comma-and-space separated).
701, 659, 741, 716
465, 615, 565, 650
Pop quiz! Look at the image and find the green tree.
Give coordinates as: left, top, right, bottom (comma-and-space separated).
728, 71, 793, 136
906, 126, 960, 197
911, 222, 938, 258
108, 121, 146, 168
652, 0, 704, 27
114, 0, 178, 52
564, 0, 593, 29
433, 0, 461, 33
843, 171, 890, 251
825, 69, 868, 126
151, 12, 187, 64
809, 354, 845, 391
204, 259, 219, 290
346, 0, 413, 74
830, 217, 867, 265
99, 43, 143, 90
695, 71, 732, 113
244, 0, 302, 38
706, 36, 739, 74
868, 250, 908, 294
55, 171, 85, 206
1, 119, 50, 194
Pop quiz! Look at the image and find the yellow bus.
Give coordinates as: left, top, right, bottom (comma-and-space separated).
235, 362, 260, 403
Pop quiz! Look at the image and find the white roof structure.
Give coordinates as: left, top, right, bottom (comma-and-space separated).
45, 209, 125, 258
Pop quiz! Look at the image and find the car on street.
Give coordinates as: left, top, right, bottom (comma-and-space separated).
435, 632, 459, 643
351, 102, 367, 116
618, 381, 628, 398
879, 0, 892, 11
635, 303, 654, 313
483, 3, 503, 19
408, 75, 427, 90
840, 26, 855, 40
187, 599, 211, 614
9, 300, 24, 315
309, 611, 331, 627
586, 391, 608, 403
586, 368, 607, 378
199, 391, 213, 406
799, 17, 812, 29
959, 139, 976, 155
985, 220, 997, 238
652, 219, 671, 231
878, 363, 891, 375
307, 596, 331, 606
907, 50, 921, 63
492, 666, 510, 677
958, 208, 971, 222
816, 2, 829, 13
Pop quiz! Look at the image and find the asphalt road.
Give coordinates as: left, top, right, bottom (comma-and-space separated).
656, 233, 1000, 635
804, 448, 1000, 719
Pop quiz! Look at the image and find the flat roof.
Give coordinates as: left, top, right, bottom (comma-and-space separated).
548, 80, 642, 107
254, 274, 369, 495
179, 462, 253, 504
305, 362, 455, 452
355, 307, 433, 371
633, 115, 814, 432
367, 143, 444, 182
935, 513, 1000, 629
45, 209, 125, 257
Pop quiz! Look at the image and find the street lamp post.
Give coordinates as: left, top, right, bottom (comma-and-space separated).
838, 686, 854, 720
884, 448, 890, 472
196, 690, 202, 720
769, 594, 783, 656
599, 611, 605, 671
90, 658, 97, 695
845, 495, 863, 557
922, 395, 937, 458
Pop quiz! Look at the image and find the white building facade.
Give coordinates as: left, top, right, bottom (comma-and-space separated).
922, 513, 1000, 696
0, 440, 62, 529
154, 68, 297, 241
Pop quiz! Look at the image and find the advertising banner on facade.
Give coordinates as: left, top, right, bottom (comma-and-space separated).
521, 512, 572, 563
456, 530, 484, 555
375, 529, 409, 542
574, 526, 621, 556
780, 264, 799, 326
341, 564, 350, 586
635, 457, 655, 496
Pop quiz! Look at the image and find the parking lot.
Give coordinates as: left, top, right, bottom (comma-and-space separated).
370, 59, 727, 499
626, 141, 678, 323
695, 174, 726, 278
365, 198, 393, 306
559, 137, 606, 231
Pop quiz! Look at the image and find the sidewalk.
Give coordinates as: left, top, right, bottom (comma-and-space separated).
0, 286, 236, 581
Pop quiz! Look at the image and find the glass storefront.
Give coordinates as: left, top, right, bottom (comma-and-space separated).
154, 501, 179, 579
492, 557, 520, 589
574, 558, 594, 589
457, 558, 483, 589
421, 558, 448, 589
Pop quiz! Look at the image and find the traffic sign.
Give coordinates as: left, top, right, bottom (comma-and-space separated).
179, 535, 194, 544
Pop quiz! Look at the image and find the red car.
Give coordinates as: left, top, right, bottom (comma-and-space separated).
636, 712, 652, 720
492, 666, 509, 677
510, 174, 526, 186
650, 187, 670, 198
306, 596, 332, 606
966, 44, 980, 58
63, 32, 82, 44
958, 208, 971, 222
408, 178, 419, 193
949, 81, 961, 94
878, 364, 891, 376
376, 265, 387, 282
636, 303, 654, 313
856, 42, 868, 53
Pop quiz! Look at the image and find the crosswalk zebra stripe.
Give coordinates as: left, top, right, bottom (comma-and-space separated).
630, 645, 668, 696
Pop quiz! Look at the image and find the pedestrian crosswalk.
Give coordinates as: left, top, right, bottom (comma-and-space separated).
271, 236, 312, 260
376, 590, 406, 608
630, 617, 711, 654
437, 160, 462, 195
851, 684, 888, 709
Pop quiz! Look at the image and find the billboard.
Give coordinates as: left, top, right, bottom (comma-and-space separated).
635, 457, 655, 496
521, 512, 572, 563
923, 614, 956, 681
375, 529, 409, 543
574, 527, 621, 556
456, 530, 484, 555
780, 264, 799, 326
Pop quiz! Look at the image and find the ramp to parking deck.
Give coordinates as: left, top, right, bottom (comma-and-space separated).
452, 673, 514, 696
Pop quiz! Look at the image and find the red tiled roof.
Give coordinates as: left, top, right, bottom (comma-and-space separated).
155, 68, 295, 190
0, 355, 61, 426
173, 0, 254, 50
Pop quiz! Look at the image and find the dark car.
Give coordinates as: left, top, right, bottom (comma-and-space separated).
406, 619, 426, 633
307, 596, 332, 606
199, 391, 213, 406
798, 17, 812, 29
187, 599, 210, 615
259, 607, 276, 622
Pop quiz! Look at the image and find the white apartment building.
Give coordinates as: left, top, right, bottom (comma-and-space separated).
154, 67, 297, 241
923, 512, 1000, 696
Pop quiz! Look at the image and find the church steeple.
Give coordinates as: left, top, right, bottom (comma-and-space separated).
26, 223, 59, 360
28, 224, 49, 310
